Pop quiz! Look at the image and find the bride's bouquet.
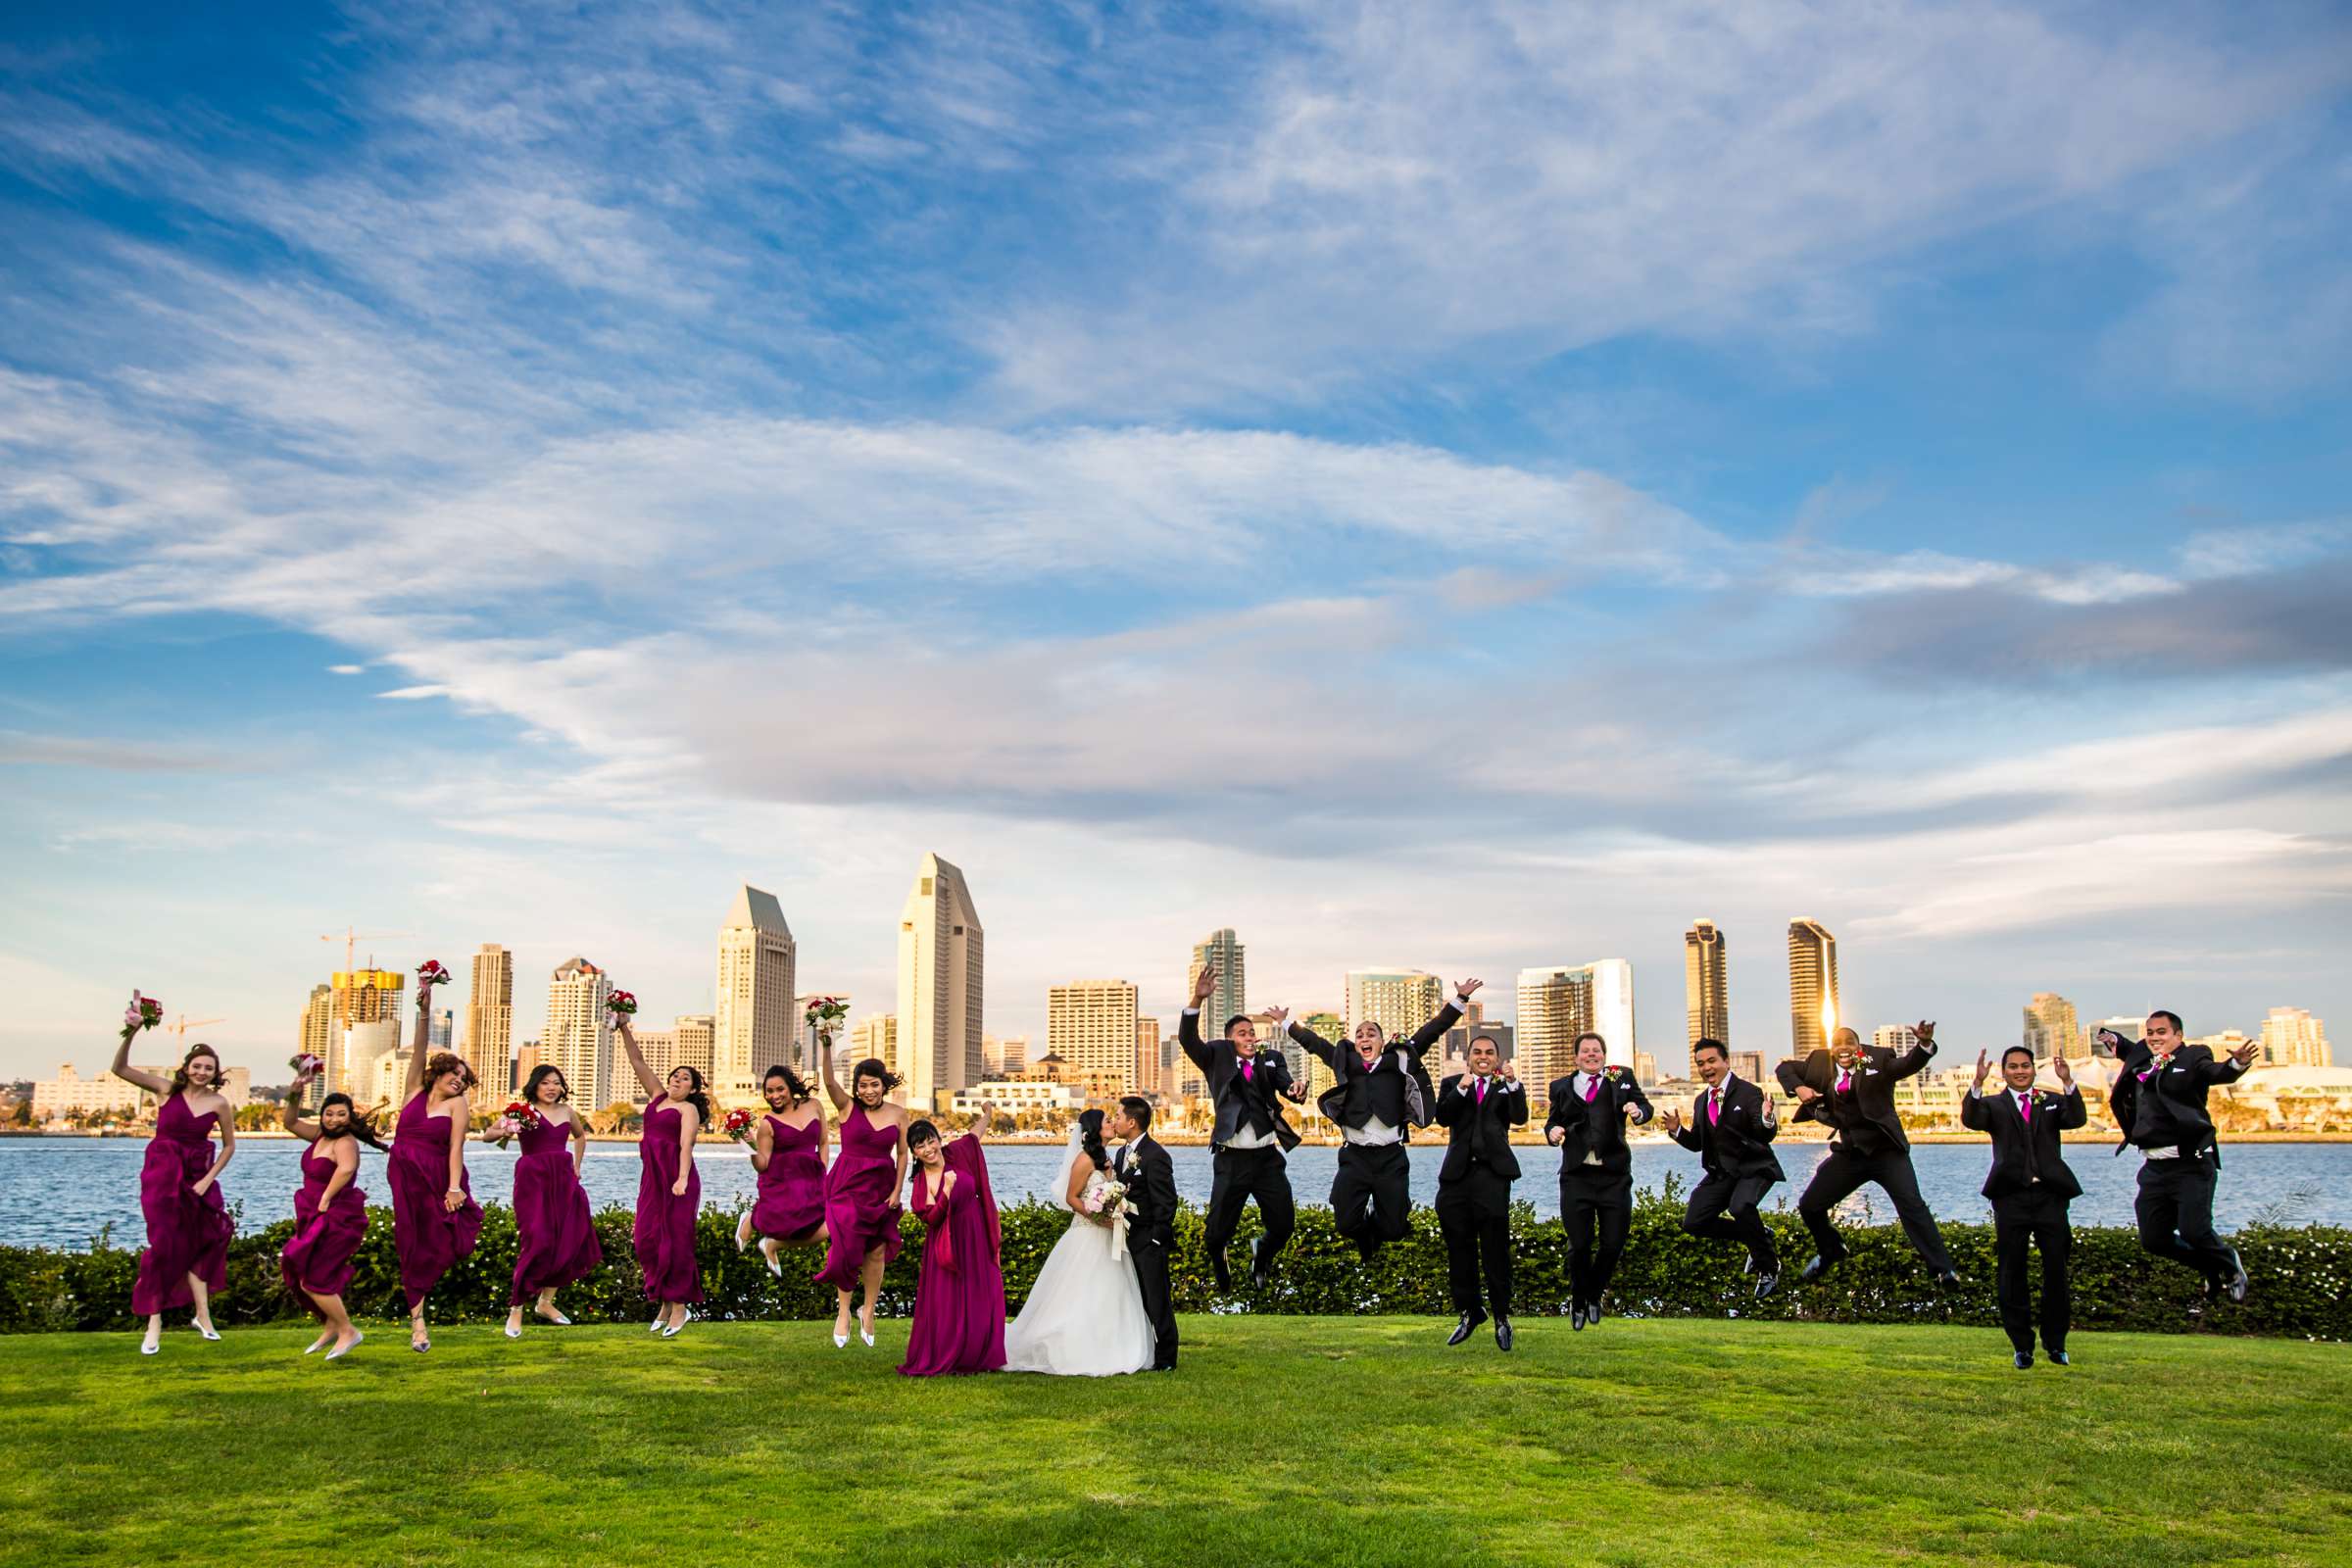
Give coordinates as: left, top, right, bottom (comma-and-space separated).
1083, 1177, 1139, 1258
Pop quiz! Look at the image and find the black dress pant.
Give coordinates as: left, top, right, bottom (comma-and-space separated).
1331, 1142, 1412, 1257
1560, 1165, 1633, 1306
1682, 1171, 1779, 1272
1436, 1164, 1513, 1318
1204, 1145, 1296, 1287
1129, 1232, 1178, 1369
2134, 1153, 2235, 1281
1796, 1148, 1955, 1273
1991, 1186, 2071, 1355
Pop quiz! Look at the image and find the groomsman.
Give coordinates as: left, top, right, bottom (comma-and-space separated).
1435, 1034, 1525, 1348
1275, 979, 1473, 1262
1663, 1038, 1783, 1296
1544, 1031, 1653, 1329
1109, 1096, 1180, 1371
1777, 1023, 1962, 1288
2103, 1012, 2258, 1301
1961, 1047, 2085, 1369
1180, 962, 1308, 1292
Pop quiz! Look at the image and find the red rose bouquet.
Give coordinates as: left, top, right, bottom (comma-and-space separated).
804, 994, 849, 1040
488, 1099, 545, 1146
122, 991, 164, 1042
289, 1052, 326, 1077
606, 988, 638, 1023
416, 958, 452, 989
721, 1106, 757, 1142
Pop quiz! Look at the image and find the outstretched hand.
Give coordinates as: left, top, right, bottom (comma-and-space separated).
1454, 978, 1484, 1000
1192, 964, 1217, 1004
2230, 1038, 2260, 1066
1264, 1005, 1290, 1027
1972, 1049, 1989, 1089
1914, 1019, 1937, 1045
1660, 1106, 1684, 1135
2053, 1055, 2075, 1087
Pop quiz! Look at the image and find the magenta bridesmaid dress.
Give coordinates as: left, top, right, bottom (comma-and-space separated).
281, 1142, 368, 1309
131, 1094, 233, 1317
389, 1092, 484, 1309
812, 1103, 905, 1290
899, 1133, 1006, 1377
633, 1094, 703, 1304
510, 1115, 602, 1303
750, 1113, 826, 1241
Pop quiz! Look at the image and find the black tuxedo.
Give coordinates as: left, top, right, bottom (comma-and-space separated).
1778, 1044, 1954, 1275
1180, 1010, 1301, 1290
1291, 1005, 1451, 1260
2105, 1037, 2249, 1285
1434, 1074, 1526, 1319
1544, 1068, 1655, 1310
1113, 1135, 1180, 1369
1961, 1085, 2086, 1356
1669, 1076, 1783, 1273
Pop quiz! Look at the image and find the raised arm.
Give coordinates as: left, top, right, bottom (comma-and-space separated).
1889, 1021, 1938, 1081
1407, 978, 1481, 1054
819, 1042, 851, 1114
1286, 1019, 1343, 1073
281, 1062, 324, 1141
404, 997, 433, 1100
2198, 1040, 2259, 1084
613, 1019, 665, 1102
110, 1026, 172, 1097
1179, 965, 1217, 1071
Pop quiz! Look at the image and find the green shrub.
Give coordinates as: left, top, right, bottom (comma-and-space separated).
5, 1177, 2344, 1338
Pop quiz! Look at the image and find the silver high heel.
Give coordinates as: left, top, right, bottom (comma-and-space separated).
661, 1311, 692, 1339
305, 1334, 333, 1355
195, 1322, 222, 1342
139, 1340, 160, 1356
535, 1306, 572, 1326
505, 1322, 522, 1340
833, 1329, 850, 1348
325, 1332, 363, 1361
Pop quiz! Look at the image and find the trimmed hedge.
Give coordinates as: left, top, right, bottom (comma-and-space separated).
5, 1176, 2345, 1338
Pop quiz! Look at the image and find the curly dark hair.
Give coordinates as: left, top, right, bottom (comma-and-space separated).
318, 1092, 389, 1151
424, 1052, 475, 1095
665, 1064, 712, 1125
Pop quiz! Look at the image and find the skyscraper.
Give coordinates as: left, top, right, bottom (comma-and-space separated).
297, 983, 334, 1108
1048, 980, 1140, 1099
1589, 958, 1636, 1068
1135, 1017, 1162, 1097
850, 1013, 899, 1076
1517, 965, 1595, 1091
898, 854, 984, 1110
674, 1014, 715, 1077
1190, 929, 1247, 1031
428, 1008, 454, 1054
2261, 1006, 2331, 1068
2023, 992, 2082, 1061
546, 956, 612, 1111
1346, 969, 1443, 1043
1685, 919, 1729, 1050
714, 884, 797, 1103
1440, 1000, 1515, 1078
1788, 918, 1840, 1059
325, 969, 404, 1098
465, 944, 514, 1091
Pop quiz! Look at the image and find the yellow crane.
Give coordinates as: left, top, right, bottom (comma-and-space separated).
165, 1014, 224, 1043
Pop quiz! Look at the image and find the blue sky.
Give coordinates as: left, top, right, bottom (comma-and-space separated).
4, 0, 2349, 1080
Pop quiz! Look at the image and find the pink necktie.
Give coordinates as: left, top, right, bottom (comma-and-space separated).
1476, 1079, 1487, 1104
1836, 1067, 1852, 1093
2020, 1094, 2033, 1123
1242, 1059, 1254, 1084
1707, 1092, 1721, 1125
1584, 1076, 1599, 1102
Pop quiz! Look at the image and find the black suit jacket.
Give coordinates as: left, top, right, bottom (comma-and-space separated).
1670, 1076, 1784, 1183
1179, 1010, 1302, 1152
2105, 1038, 2246, 1161
1775, 1042, 1935, 1154
1959, 1085, 2086, 1199
1543, 1069, 1654, 1176
1290, 1002, 1453, 1136
1434, 1074, 1526, 1182
1113, 1136, 1178, 1248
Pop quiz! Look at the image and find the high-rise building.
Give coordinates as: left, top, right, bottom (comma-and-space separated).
546, 956, 613, 1111
2023, 993, 2082, 1061
1873, 1024, 1920, 1054
1685, 919, 1729, 1050
514, 1039, 545, 1087
1788, 918, 1840, 1059
1516, 965, 1594, 1092
714, 884, 797, 1103
898, 854, 984, 1110
1190, 929, 1247, 1033
674, 1014, 715, 1078
1439, 1000, 1515, 1079
850, 1013, 900, 1077
465, 945, 514, 1092
324, 969, 405, 1098
428, 1008, 454, 1054
1135, 1017, 1162, 1098
1633, 1050, 1660, 1085
2261, 1007, 2331, 1068
630, 1027, 680, 1099
1729, 1051, 1768, 1086
297, 983, 334, 1108
1048, 980, 1141, 1099
794, 993, 847, 1076
983, 1033, 1030, 1078
344, 1017, 403, 1101
1347, 969, 1442, 1041
1589, 958, 1636, 1067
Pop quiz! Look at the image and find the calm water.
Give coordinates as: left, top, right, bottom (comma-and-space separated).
3, 1137, 2345, 1250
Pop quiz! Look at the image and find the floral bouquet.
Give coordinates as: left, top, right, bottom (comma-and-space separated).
804, 994, 849, 1041
289, 1052, 325, 1078
416, 958, 452, 989
1085, 1177, 1139, 1259
606, 988, 638, 1024
488, 1099, 544, 1146
122, 991, 164, 1042
721, 1106, 758, 1142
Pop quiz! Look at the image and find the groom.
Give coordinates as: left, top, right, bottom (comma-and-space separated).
1110, 1096, 1180, 1372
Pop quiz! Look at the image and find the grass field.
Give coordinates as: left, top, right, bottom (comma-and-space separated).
3, 1317, 2346, 1568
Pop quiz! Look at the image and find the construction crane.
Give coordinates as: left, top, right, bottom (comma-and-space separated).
318, 927, 415, 1089
166, 1014, 224, 1044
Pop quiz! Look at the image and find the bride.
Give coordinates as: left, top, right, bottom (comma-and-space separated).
1001, 1109, 1155, 1376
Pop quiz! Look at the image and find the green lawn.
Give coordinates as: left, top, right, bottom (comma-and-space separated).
2, 1318, 2346, 1568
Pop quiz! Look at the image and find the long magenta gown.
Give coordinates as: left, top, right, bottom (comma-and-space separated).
899, 1133, 1006, 1377
390, 1093, 484, 1310
131, 1094, 233, 1317
510, 1115, 602, 1303
813, 1103, 904, 1291
634, 1094, 703, 1304
281, 1141, 367, 1311
751, 1113, 826, 1241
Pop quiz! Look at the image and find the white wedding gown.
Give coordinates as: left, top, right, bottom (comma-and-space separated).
1001, 1156, 1155, 1377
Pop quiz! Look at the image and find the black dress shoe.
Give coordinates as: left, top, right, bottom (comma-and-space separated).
1446, 1310, 1486, 1347
1936, 1270, 1964, 1290
2013, 1350, 2034, 1370
1587, 1298, 1604, 1325
2047, 1349, 2070, 1366
1570, 1302, 1587, 1331
1494, 1315, 1513, 1351
2224, 1249, 2249, 1303
1800, 1254, 1831, 1284
1754, 1268, 1780, 1299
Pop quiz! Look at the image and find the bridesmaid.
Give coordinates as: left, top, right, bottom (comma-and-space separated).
814, 1051, 908, 1348
737, 1064, 828, 1277
900, 1104, 1006, 1378
279, 1062, 384, 1359
113, 1025, 235, 1356
504, 1063, 602, 1339
615, 1020, 706, 1337
389, 983, 483, 1351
